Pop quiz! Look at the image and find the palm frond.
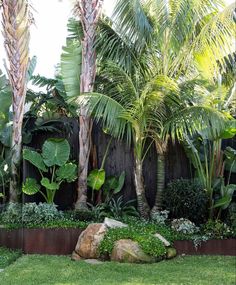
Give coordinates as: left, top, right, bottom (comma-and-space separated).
164, 105, 227, 142
112, 0, 154, 50
78, 93, 132, 145
31, 75, 57, 89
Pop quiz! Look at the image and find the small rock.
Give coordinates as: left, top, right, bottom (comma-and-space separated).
154, 233, 170, 247
71, 251, 82, 261
84, 259, 104, 264
104, 217, 128, 229
111, 239, 155, 263
166, 247, 177, 259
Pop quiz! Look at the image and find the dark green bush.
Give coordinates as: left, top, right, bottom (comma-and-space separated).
163, 178, 208, 225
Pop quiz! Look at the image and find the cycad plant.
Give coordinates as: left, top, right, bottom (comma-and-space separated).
2, 0, 30, 201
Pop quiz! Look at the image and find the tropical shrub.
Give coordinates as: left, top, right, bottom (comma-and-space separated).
151, 210, 169, 225
0, 203, 63, 226
202, 220, 235, 239
21, 203, 63, 225
0, 203, 22, 224
22, 138, 77, 203
163, 178, 208, 224
171, 218, 199, 235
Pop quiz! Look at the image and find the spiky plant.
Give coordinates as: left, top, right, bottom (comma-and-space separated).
2, 0, 30, 201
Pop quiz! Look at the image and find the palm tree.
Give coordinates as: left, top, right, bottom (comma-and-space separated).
2, 0, 30, 201
96, 0, 235, 215
79, 61, 226, 218
73, 0, 104, 209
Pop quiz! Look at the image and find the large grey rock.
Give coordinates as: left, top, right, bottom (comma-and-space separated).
104, 217, 128, 229
154, 233, 170, 247
111, 239, 155, 263
75, 223, 107, 259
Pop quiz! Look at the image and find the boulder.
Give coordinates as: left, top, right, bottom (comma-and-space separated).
111, 239, 155, 263
75, 223, 107, 259
104, 217, 128, 229
154, 233, 171, 247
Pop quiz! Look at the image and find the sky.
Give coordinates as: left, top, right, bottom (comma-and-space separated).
0, 0, 234, 79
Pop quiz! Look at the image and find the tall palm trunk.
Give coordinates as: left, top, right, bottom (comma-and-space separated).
74, 0, 104, 209
2, 0, 30, 202
134, 154, 150, 219
151, 141, 168, 216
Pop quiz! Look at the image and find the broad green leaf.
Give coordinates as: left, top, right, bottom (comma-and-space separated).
213, 195, 231, 209
0, 193, 4, 198
114, 171, 125, 194
225, 184, 236, 196
22, 178, 41, 195
41, 177, 60, 191
87, 169, 105, 191
42, 138, 70, 167
103, 176, 119, 194
56, 163, 77, 183
23, 149, 47, 172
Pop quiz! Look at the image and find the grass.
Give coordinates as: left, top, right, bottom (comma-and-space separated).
0, 247, 22, 269
0, 255, 235, 285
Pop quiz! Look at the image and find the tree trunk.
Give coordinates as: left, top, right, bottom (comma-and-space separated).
74, 0, 104, 209
2, 0, 30, 202
151, 153, 165, 216
134, 156, 150, 219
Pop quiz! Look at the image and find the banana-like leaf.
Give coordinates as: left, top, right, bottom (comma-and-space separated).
61, 18, 82, 98
23, 149, 47, 172
87, 169, 106, 191
41, 177, 60, 191
22, 178, 41, 195
42, 138, 70, 167
56, 163, 77, 183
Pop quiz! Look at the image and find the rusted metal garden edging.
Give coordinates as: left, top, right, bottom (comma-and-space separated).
0, 228, 235, 256
174, 239, 236, 256
0, 228, 83, 255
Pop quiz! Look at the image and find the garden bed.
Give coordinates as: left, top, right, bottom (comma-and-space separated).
0, 228, 83, 255
0, 227, 235, 256
174, 239, 236, 256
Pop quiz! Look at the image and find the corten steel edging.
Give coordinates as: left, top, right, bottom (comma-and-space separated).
0, 228, 235, 256
174, 239, 236, 256
0, 228, 83, 255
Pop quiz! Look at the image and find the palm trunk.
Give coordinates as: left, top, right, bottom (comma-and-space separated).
74, 0, 104, 209
151, 153, 165, 216
151, 140, 168, 217
2, 0, 30, 202
134, 156, 150, 219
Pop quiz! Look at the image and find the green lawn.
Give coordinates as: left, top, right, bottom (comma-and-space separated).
0, 255, 235, 285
